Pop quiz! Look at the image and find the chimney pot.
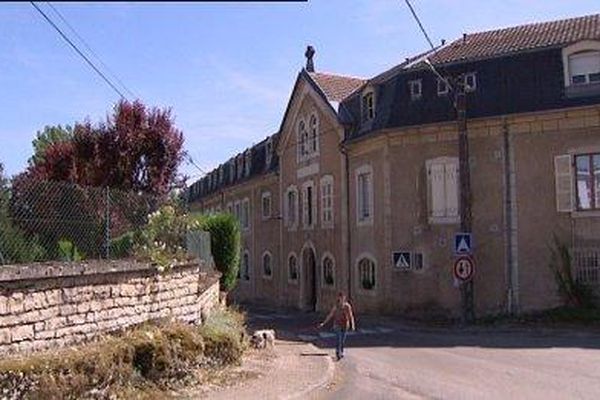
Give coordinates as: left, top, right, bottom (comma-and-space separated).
305, 45, 315, 72
463, 33, 467, 43
441, 39, 446, 45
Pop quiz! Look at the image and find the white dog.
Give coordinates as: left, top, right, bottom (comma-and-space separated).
251, 329, 276, 349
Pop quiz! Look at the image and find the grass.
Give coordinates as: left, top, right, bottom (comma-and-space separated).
0, 307, 247, 400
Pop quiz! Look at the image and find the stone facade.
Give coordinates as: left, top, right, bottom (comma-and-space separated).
0, 260, 220, 355
189, 15, 600, 318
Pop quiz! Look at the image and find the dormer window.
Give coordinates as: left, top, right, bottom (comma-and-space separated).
244, 150, 251, 177
437, 78, 449, 96
569, 51, 600, 85
362, 91, 375, 122
237, 156, 244, 180
464, 72, 477, 92
562, 41, 600, 98
265, 137, 273, 167
409, 79, 422, 100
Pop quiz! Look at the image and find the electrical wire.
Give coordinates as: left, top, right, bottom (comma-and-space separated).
30, 1, 127, 99
45, 2, 137, 99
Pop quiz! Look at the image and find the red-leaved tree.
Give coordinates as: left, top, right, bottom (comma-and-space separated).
27, 100, 185, 195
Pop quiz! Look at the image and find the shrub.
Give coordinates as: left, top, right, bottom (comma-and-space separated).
199, 307, 247, 367
193, 213, 241, 291
109, 231, 138, 258
134, 204, 189, 271
548, 235, 595, 308
58, 239, 85, 262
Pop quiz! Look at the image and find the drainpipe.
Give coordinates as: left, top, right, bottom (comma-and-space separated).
502, 118, 519, 315
340, 143, 353, 302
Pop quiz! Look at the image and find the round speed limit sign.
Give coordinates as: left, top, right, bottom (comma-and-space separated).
453, 256, 475, 282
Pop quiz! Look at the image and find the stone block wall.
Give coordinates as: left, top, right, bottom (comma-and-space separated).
0, 260, 220, 355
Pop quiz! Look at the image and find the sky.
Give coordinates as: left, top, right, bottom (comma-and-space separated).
1, 1, 599, 183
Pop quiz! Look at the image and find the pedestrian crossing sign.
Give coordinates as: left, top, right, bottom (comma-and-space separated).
393, 252, 411, 269
454, 233, 473, 255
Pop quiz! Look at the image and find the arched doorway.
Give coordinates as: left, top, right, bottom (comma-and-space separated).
302, 246, 317, 311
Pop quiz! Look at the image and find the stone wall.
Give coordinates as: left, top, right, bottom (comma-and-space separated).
0, 260, 220, 355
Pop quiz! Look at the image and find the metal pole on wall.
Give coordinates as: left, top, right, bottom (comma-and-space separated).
105, 187, 110, 259
456, 78, 475, 324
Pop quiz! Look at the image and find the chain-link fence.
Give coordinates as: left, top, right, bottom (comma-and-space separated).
0, 178, 165, 265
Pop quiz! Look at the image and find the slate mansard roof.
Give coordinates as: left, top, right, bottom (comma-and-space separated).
187, 133, 279, 203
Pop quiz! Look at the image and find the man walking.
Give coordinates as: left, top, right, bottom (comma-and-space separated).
318, 291, 356, 360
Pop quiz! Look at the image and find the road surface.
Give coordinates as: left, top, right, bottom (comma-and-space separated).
245, 305, 600, 400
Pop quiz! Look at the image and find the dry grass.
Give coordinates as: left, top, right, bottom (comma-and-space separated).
0, 307, 247, 400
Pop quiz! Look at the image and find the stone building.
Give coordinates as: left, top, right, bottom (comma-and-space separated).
188, 14, 600, 317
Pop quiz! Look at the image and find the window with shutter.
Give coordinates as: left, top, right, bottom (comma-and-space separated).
554, 154, 574, 212
427, 157, 460, 224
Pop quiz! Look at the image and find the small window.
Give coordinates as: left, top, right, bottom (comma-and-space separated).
322, 255, 335, 286
464, 72, 477, 92
358, 257, 376, 290
298, 120, 308, 159
241, 251, 250, 281
242, 198, 250, 230
288, 254, 298, 282
320, 175, 334, 227
262, 252, 273, 278
362, 91, 375, 121
226, 202, 233, 215
569, 51, 600, 85
309, 114, 318, 154
302, 181, 315, 229
261, 192, 272, 220
234, 201, 241, 222
356, 166, 373, 224
575, 153, 600, 210
286, 186, 298, 228
437, 78, 449, 96
409, 79, 422, 100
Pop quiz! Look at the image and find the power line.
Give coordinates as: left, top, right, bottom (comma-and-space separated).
403, 0, 455, 96
30, 2, 127, 99
45, 2, 137, 99
404, 0, 435, 51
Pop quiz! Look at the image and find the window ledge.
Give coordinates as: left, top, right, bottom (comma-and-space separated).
565, 82, 600, 98
357, 217, 374, 227
571, 210, 600, 219
428, 216, 460, 225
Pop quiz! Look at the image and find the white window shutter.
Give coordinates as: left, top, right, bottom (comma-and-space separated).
430, 163, 446, 217
554, 154, 573, 212
445, 162, 459, 217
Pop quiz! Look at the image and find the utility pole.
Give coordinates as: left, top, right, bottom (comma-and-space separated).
455, 77, 475, 324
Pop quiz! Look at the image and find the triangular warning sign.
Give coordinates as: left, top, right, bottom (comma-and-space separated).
396, 253, 410, 268
457, 237, 470, 253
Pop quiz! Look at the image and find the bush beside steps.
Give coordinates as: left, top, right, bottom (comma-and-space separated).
0, 307, 247, 400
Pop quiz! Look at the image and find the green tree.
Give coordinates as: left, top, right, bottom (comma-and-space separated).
29, 125, 74, 166
195, 213, 241, 291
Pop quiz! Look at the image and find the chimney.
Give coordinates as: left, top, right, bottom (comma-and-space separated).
441, 39, 446, 45
305, 45, 315, 72
462, 33, 467, 43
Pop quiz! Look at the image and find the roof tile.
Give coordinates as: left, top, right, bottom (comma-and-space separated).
308, 72, 366, 102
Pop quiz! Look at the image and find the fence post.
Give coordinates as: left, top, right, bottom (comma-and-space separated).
105, 187, 110, 259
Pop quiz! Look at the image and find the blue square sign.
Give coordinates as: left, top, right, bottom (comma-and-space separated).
454, 233, 472, 255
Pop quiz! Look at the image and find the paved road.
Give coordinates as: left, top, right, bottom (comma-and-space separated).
244, 305, 600, 400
